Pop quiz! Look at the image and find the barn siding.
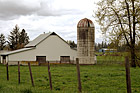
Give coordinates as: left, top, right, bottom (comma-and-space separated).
8, 49, 36, 62
36, 35, 77, 61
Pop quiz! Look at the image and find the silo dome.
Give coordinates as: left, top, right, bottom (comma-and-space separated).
77, 18, 95, 64
77, 18, 94, 28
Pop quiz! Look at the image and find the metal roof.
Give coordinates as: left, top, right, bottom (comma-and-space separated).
25, 32, 53, 47
101, 48, 117, 50
1, 48, 34, 55
25, 32, 71, 48
77, 18, 94, 28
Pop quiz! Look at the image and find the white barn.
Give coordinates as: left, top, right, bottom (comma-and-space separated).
0, 32, 77, 65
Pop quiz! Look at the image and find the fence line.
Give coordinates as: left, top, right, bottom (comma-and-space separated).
47, 61, 52, 90
6, 63, 9, 81
18, 62, 20, 84
3, 58, 133, 92
125, 56, 131, 93
97, 60, 124, 65
28, 62, 34, 87
6, 60, 75, 66
76, 58, 82, 92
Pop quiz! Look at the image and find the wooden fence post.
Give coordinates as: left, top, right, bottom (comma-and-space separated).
76, 58, 82, 93
28, 62, 34, 87
125, 56, 131, 93
18, 61, 20, 84
6, 63, 9, 81
48, 61, 52, 90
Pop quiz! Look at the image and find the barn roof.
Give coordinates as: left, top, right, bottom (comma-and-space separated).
1, 48, 34, 56
25, 32, 53, 47
25, 32, 71, 48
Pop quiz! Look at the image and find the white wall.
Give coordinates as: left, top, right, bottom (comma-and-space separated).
8, 48, 36, 62
7, 35, 77, 62
35, 35, 77, 61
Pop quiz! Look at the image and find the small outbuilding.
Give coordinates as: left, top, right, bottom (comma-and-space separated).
99, 48, 117, 53
0, 32, 77, 65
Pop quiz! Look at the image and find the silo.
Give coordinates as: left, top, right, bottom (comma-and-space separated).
77, 18, 95, 64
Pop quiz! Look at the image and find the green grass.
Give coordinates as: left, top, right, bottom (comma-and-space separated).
96, 52, 130, 65
0, 63, 140, 93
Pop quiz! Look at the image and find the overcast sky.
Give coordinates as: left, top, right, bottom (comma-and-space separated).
0, 0, 103, 43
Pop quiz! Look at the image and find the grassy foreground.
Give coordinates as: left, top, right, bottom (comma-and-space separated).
0, 64, 140, 93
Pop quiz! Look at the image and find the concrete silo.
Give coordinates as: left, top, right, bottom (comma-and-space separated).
77, 18, 95, 64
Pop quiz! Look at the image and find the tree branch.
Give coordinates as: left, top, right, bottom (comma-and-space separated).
125, 0, 133, 46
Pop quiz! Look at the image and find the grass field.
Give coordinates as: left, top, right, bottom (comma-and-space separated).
0, 63, 140, 93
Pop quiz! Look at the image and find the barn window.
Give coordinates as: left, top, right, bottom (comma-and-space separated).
36, 56, 46, 65
2, 55, 6, 64
60, 56, 70, 63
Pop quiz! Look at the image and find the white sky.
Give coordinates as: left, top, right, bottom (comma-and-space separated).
0, 0, 103, 43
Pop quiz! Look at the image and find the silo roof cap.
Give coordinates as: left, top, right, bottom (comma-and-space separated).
77, 18, 94, 28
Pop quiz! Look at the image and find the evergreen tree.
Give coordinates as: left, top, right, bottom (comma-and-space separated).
67, 40, 77, 48
8, 25, 30, 50
8, 24, 20, 50
19, 29, 29, 48
101, 41, 104, 48
0, 33, 6, 50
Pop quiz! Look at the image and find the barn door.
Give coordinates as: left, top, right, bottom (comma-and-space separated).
36, 56, 46, 65
2, 55, 6, 64
60, 56, 70, 63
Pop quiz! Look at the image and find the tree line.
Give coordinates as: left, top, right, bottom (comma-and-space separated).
95, 41, 128, 52
0, 25, 29, 51
67, 40, 140, 52
95, 41, 108, 52
67, 40, 77, 48
67, 40, 135, 52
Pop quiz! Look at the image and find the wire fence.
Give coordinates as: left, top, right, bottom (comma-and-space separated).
0, 57, 137, 92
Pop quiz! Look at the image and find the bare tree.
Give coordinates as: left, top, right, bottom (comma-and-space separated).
95, 0, 140, 67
